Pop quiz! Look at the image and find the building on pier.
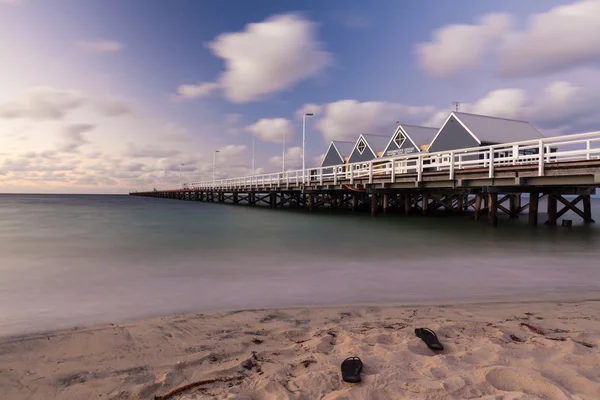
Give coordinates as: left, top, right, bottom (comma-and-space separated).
348, 134, 390, 166
321, 140, 355, 174
382, 124, 439, 157
427, 112, 543, 152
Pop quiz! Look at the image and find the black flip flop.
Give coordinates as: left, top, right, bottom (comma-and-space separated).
415, 328, 444, 351
341, 356, 363, 383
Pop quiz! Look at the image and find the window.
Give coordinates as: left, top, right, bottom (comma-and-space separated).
337, 167, 343, 173
357, 139, 366, 154
394, 131, 406, 147
362, 163, 368, 169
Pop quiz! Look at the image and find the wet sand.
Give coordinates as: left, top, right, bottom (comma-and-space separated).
1, 299, 599, 399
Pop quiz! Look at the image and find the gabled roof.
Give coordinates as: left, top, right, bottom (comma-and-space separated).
332, 141, 355, 159
451, 112, 543, 144
360, 134, 390, 153
402, 125, 439, 146
384, 124, 438, 154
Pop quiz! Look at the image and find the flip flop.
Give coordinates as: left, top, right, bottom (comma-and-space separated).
341, 356, 363, 383
415, 328, 444, 351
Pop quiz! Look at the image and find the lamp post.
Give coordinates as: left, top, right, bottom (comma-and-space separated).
302, 113, 313, 184
252, 136, 255, 176
212, 150, 220, 187
282, 131, 286, 173
179, 163, 184, 189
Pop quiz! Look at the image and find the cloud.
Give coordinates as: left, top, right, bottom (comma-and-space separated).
123, 143, 180, 158
58, 124, 94, 153
0, 87, 135, 120
0, 0, 22, 4
268, 146, 302, 170
217, 144, 247, 158
245, 118, 294, 143
175, 82, 221, 101
160, 123, 190, 142
424, 79, 600, 134
415, 13, 511, 78
77, 40, 124, 53
314, 100, 437, 142
499, 0, 600, 77
205, 13, 332, 103
93, 99, 135, 116
295, 103, 321, 120
0, 87, 86, 120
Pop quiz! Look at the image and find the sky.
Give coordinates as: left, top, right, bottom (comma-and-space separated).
2, 0, 600, 193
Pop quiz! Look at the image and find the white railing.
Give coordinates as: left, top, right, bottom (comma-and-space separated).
182, 131, 600, 191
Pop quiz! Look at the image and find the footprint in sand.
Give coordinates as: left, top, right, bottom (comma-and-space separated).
485, 366, 571, 400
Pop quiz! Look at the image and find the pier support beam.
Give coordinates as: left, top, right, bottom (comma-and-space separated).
308, 194, 314, 212
383, 194, 389, 214
269, 192, 276, 209
405, 193, 411, 216
371, 193, 378, 217
547, 194, 557, 226
509, 194, 521, 219
529, 192, 539, 226
351, 194, 358, 212
421, 193, 429, 216
488, 192, 498, 227
233, 192, 239, 204
474, 194, 482, 220
583, 194, 594, 223
457, 194, 464, 214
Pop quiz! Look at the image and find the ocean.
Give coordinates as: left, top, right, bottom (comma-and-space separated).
1, 194, 599, 336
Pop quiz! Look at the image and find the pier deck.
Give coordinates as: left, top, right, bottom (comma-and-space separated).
131, 131, 600, 226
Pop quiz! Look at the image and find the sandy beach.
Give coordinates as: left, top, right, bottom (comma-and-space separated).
1, 299, 599, 400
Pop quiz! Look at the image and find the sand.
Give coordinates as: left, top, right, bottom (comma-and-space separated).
1, 300, 599, 400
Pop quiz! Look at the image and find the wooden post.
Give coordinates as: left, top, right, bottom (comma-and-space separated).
547, 194, 557, 226
383, 193, 389, 213
269, 192, 276, 209
351, 194, 358, 212
474, 194, 482, 220
529, 192, 539, 226
371, 193, 378, 217
308, 194, 314, 212
422, 193, 429, 216
405, 193, 411, 216
457, 194, 463, 214
488, 192, 498, 227
509, 194, 520, 218
582, 194, 594, 223
233, 192, 239, 204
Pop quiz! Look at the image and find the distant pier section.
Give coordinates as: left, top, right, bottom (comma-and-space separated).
131, 130, 600, 227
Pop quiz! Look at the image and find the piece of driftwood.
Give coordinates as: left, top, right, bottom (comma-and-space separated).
153, 376, 243, 400
520, 323, 545, 335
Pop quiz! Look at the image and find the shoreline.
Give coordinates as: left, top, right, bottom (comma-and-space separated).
1, 298, 599, 399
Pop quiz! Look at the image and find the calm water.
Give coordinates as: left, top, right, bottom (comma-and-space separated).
1, 194, 600, 336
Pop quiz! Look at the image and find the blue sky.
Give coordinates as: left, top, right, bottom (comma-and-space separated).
1, 0, 600, 193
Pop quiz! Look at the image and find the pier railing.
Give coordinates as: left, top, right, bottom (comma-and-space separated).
179, 131, 600, 191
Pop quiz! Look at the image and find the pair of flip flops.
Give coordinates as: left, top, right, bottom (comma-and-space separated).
341, 328, 443, 383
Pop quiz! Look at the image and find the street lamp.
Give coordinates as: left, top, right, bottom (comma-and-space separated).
282, 130, 286, 173
212, 150, 220, 187
302, 112, 314, 183
179, 163, 184, 189
252, 136, 255, 176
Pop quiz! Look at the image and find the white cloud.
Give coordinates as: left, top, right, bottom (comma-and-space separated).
93, 98, 135, 116
415, 13, 511, 78
217, 144, 247, 158
58, 124, 94, 153
160, 123, 190, 142
269, 146, 302, 170
500, 0, 600, 77
77, 40, 124, 53
469, 88, 528, 119
175, 82, 221, 100
205, 13, 332, 103
314, 100, 437, 142
295, 103, 321, 120
245, 118, 294, 143
0, 87, 86, 120
123, 143, 180, 159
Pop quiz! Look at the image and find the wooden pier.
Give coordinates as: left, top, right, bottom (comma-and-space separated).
131, 132, 600, 226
